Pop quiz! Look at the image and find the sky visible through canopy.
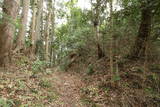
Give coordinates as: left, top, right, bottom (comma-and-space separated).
27, 0, 121, 28
77, 0, 91, 9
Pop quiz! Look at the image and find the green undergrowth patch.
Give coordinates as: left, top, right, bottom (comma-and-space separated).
0, 98, 14, 107
0, 59, 59, 106
46, 91, 59, 103
0, 72, 60, 106
16, 56, 30, 66
31, 59, 48, 73
77, 59, 160, 107
39, 78, 52, 88
86, 64, 95, 75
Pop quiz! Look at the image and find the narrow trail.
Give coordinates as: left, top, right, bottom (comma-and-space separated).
45, 70, 85, 107
0, 67, 86, 107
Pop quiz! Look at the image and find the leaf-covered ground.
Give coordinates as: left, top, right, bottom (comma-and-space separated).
0, 55, 160, 107
0, 66, 85, 107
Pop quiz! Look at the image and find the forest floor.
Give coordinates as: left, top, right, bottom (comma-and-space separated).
0, 63, 86, 107
0, 55, 160, 107
46, 69, 85, 107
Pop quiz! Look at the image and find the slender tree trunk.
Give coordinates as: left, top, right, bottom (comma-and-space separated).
35, 0, 43, 56
15, 0, 30, 51
109, 0, 114, 76
129, 0, 152, 59
50, 0, 55, 66
45, 11, 51, 61
95, 24, 105, 59
0, 0, 20, 66
40, 2, 45, 60
92, 0, 105, 59
30, 0, 37, 57
35, 0, 43, 41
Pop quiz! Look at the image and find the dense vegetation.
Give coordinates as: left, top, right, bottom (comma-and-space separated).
0, 0, 160, 106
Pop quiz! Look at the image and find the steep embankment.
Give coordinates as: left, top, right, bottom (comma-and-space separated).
67, 56, 160, 107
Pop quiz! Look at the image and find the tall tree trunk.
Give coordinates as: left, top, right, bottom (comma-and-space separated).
45, 11, 51, 61
35, 0, 43, 56
92, 0, 105, 59
30, 0, 37, 57
0, 0, 20, 66
129, 0, 152, 59
95, 25, 105, 59
15, 0, 30, 51
109, 0, 114, 79
35, 0, 43, 41
50, 0, 55, 66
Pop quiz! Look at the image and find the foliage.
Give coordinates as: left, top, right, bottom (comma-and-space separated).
16, 56, 29, 66
86, 64, 95, 75
31, 59, 48, 73
54, 7, 93, 64
0, 98, 14, 107
39, 79, 52, 88
16, 80, 26, 90
112, 75, 121, 81
59, 58, 70, 71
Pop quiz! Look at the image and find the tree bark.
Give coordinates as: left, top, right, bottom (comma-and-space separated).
92, 0, 105, 59
45, 10, 51, 61
30, 0, 37, 57
109, 0, 114, 79
0, 0, 20, 66
35, 0, 43, 41
95, 25, 105, 59
129, 0, 152, 59
15, 0, 30, 51
35, 0, 43, 56
50, 0, 56, 66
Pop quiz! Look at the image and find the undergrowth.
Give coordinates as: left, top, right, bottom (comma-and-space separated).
65, 54, 160, 107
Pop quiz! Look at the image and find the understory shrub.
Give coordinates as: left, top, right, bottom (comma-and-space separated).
31, 59, 48, 73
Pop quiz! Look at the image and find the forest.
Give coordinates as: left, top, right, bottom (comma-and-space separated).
0, 0, 160, 106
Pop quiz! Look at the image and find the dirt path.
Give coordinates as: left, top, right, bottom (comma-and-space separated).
0, 67, 86, 107
46, 70, 85, 107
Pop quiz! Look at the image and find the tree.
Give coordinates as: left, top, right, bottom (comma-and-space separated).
15, 0, 30, 51
30, 0, 37, 57
109, 0, 114, 78
0, 0, 20, 66
91, 0, 105, 59
35, 0, 43, 58
129, 0, 152, 59
44, 1, 52, 61
50, 0, 56, 65
35, 0, 43, 40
